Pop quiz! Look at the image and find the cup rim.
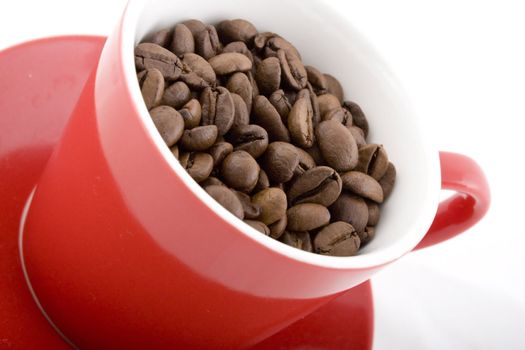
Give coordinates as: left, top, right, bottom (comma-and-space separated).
118, 0, 441, 270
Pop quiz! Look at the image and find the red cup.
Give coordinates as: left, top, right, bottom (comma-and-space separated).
20, 0, 490, 348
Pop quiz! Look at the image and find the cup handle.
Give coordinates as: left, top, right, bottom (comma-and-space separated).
414, 151, 490, 250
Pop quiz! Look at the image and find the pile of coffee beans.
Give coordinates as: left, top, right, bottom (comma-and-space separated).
135, 19, 396, 256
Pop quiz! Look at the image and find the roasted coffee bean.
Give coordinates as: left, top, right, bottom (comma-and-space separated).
323, 107, 352, 129
269, 89, 292, 122
288, 94, 314, 148
171, 23, 195, 55
221, 150, 260, 192
205, 185, 244, 219
247, 71, 260, 99
228, 124, 269, 159
316, 120, 358, 172
140, 68, 164, 110
251, 187, 287, 225
180, 125, 218, 151
367, 202, 380, 226
359, 226, 375, 245
268, 215, 287, 239
305, 83, 321, 125
223, 41, 254, 63
180, 53, 216, 89
253, 95, 290, 142
280, 231, 312, 252
287, 166, 342, 207
231, 93, 250, 128
143, 27, 172, 47
200, 176, 225, 187
253, 169, 270, 193
305, 144, 326, 166
349, 126, 366, 148
278, 49, 307, 91
179, 98, 202, 129
340, 171, 384, 203
226, 72, 253, 114
162, 81, 191, 109
170, 145, 179, 159
254, 32, 302, 60
182, 19, 207, 37
135, 43, 183, 80
378, 162, 396, 200
318, 93, 341, 118
329, 193, 368, 233
208, 141, 233, 167
234, 191, 261, 220
263, 142, 299, 183
305, 65, 327, 93
209, 52, 252, 75
150, 106, 185, 146
195, 24, 222, 59
200, 86, 235, 135
217, 19, 258, 44
244, 220, 270, 235
287, 203, 330, 231
324, 74, 344, 103
293, 146, 317, 176
355, 144, 389, 180
255, 57, 281, 95
343, 101, 369, 138
313, 221, 360, 256
179, 152, 214, 183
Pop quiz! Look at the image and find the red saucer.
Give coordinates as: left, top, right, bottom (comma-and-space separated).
0, 36, 373, 349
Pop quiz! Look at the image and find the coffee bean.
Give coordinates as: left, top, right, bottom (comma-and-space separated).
200, 86, 235, 135
340, 171, 384, 203
143, 27, 172, 47
322, 107, 352, 128
253, 169, 270, 193
255, 57, 281, 95
140, 68, 164, 110
251, 187, 287, 225
343, 101, 368, 138
179, 152, 214, 183
217, 19, 258, 44
304, 144, 326, 166
182, 19, 207, 37
223, 41, 254, 63
170, 145, 179, 159
179, 98, 202, 129
288, 95, 314, 148
254, 33, 302, 60
278, 49, 307, 91
313, 221, 360, 256
367, 202, 380, 226
209, 53, 252, 75
180, 125, 218, 151
221, 150, 260, 192
318, 93, 341, 118
247, 71, 260, 99
305, 83, 321, 126
378, 162, 396, 200
150, 106, 185, 146
268, 89, 292, 122
329, 194, 368, 233
349, 126, 366, 148
226, 72, 253, 114
200, 176, 225, 188
268, 215, 287, 239
244, 220, 270, 235
324, 74, 344, 103
305, 65, 327, 94
231, 93, 250, 128
162, 81, 191, 109
234, 191, 261, 220
359, 226, 375, 245
263, 142, 299, 183
205, 185, 244, 219
227, 124, 269, 159
293, 146, 317, 176
135, 43, 183, 80
355, 144, 389, 180
171, 23, 195, 55
316, 120, 358, 172
208, 141, 233, 167
280, 231, 312, 252
287, 203, 330, 231
253, 95, 291, 142
195, 24, 222, 59
180, 53, 216, 89
287, 166, 342, 207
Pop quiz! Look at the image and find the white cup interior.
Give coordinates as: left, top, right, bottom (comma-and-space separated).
121, 0, 441, 269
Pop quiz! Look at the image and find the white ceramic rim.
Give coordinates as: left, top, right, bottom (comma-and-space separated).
119, 0, 441, 270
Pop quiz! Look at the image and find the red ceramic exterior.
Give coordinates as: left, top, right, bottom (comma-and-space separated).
20, 19, 491, 350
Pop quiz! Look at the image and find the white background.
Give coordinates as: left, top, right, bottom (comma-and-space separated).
1, 1, 524, 349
